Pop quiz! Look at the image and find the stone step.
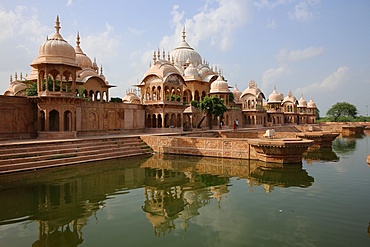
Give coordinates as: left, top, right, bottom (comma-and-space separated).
0, 139, 146, 160
0, 137, 143, 156
0, 143, 149, 165
0, 136, 153, 174
0, 149, 153, 174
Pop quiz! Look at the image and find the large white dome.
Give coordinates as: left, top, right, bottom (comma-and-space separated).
169, 27, 202, 67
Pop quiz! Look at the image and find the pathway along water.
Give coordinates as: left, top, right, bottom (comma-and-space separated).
0, 134, 369, 246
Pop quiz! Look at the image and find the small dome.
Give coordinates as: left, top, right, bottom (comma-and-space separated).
307, 98, 317, 108
142, 60, 183, 83
31, 16, 79, 68
184, 63, 199, 77
240, 80, 265, 99
232, 84, 242, 102
268, 86, 283, 103
282, 91, 296, 104
210, 74, 230, 94
169, 27, 202, 67
4, 81, 27, 96
75, 32, 93, 69
123, 92, 140, 104
298, 95, 307, 107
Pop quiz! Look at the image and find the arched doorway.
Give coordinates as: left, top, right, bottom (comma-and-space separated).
64, 110, 73, 131
49, 110, 60, 131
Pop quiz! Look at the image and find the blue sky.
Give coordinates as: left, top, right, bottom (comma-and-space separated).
1, 0, 369, 116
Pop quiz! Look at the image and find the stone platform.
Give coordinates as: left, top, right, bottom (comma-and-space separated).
140, 135, 313, 164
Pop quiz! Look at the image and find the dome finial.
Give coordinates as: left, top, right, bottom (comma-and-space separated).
76, 31, 80, 46
182, 26, 186, 42
10, 75, 12, 83
55, 15, 61, 34
100, 65, 103, 75
153, 50, 156, 63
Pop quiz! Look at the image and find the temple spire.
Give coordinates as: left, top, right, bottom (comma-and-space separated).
55, 15, 61, 34
182, 26, 186, 42
76, 31, 81, 47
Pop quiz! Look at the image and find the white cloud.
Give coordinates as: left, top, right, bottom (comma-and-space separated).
288, 0, 320, 22
254, 0, 293, 9
73, 23, 121, 64
295, 66, 349, 94
277, 47, 324, 63
267, 19, 277, 29
261, 65, 290, 91
67, 0, 73, 6
160, 0, 253, 52
0, 6, 48, 43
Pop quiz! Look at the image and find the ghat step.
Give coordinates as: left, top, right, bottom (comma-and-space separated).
0, 136, 152, 174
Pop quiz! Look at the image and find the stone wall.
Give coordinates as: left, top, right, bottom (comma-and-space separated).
140, 135, 257, 160
0, 95, 146, 139
0, 95, 37, 140
78, 101, 145, 136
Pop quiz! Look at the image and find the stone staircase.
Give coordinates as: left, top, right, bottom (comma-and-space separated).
0, 136, 153, 174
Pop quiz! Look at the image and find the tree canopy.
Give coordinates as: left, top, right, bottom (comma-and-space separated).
326, 102, 358, 121
199, 96, 228, 118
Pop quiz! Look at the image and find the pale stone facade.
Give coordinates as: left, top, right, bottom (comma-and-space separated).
1, 16, 317, 140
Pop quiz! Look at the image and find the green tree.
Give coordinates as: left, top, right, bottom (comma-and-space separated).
326, 102, 358, 122
190, 100, 199, 108
110, 97, 122, 103
26, 81, 37, 96
199, 96, 228, 128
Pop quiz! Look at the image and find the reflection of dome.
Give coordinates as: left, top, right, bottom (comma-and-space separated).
298, 95, 307, 107
170, 27, 202, 67
31, 16, 79, 68
268, 86, 283, 103
75, 32, 93, 69
240, 80, 265, 99
210, 74, 230, 93
307, 98, 317, 108
123, 92, 140, 104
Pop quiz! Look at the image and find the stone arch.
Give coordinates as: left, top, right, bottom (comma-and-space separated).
152, 114, 157, 128
40, 110, 45, 131
183, 89, 192, 104
64, 110, 73, 131
158, 114, 163, 128
170, 113, 176, 127
195, 90, 200, 102
164, 113, 170, 127
49, 110, 60, 131
176, 113, 182, 127
201, 91, 206, 100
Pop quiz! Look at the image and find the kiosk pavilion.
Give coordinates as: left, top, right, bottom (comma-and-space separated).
1, 16, 317, 139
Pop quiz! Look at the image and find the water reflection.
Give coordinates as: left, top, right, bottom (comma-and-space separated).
0, 153, 315, 245
303, 146, 340, 163
0, 155, 150, 246
332, 137, 358, 155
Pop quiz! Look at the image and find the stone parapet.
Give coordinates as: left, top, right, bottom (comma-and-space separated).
140, 135, 313, 164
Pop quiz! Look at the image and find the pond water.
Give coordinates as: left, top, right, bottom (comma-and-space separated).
0, 134, 370, 247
